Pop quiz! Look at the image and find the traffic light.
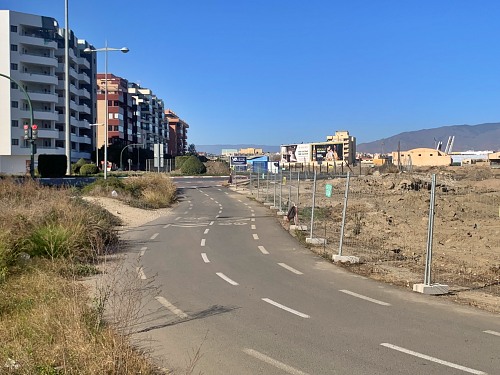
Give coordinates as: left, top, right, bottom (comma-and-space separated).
23, 125, 29, 140
31, 124, 38, 140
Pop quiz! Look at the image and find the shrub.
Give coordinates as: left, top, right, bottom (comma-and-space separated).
180, 155, 207, 175
38, 155, 67, 178
72, 158, 88, 174
175, 155, 190, 170
80, 164, 99, 176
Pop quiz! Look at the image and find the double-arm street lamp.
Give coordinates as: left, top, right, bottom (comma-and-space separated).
84, 42, 129, 179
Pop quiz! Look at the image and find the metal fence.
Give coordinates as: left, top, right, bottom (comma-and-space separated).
240, 168, 500, 311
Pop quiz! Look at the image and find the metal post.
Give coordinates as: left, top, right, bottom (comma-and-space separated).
338, 172, 351, 256
279, 168, 283, 212
65, 0, 71, 175
424, 174, 437, 285
257, 170, 260, 199
297, 171, 300, 207
309, 170, 317, 239
104, 40, 109, 179
266, 170, 270, 202
273, 170, 277, 207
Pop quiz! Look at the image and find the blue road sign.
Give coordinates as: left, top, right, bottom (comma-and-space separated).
230, 156, 247, 165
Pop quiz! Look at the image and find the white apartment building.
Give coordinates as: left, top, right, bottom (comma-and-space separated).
0, 10, 96, 174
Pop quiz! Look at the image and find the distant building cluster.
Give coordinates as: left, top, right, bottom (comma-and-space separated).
0, 10, 189, 174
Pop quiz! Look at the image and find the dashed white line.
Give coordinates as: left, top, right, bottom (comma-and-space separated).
216, 272, 239, 286
218, 210, 222, 214
251, 213, 255, 217
201, 253, 210, 263
201, 239, 206, 247
253, 234, 259, 240
150, 233, 159, 240
175, 217, 181, 221
484, 330, 500, 337
251, 225, 256, 230
189, 207, 192, 210
262, 298, 310, 318
155, 296, 188, 319
216, 215, 220, 218
251, 209, 255, 212
136, 267, 147, 280
163, 224, 171, 229
215, 201, 219, 204
184, 211, 189, 214
225, 192, 228, 194
278, 263, 303, 275
243, 348, 310, 375
251, 218, 255, 222
209, 221, 214, 226
210, 197, 215, 200
258, 245, 269, 254
204, 229, 209, 234
139, 246, 147, 257
380, 343, 487, 375
238, 199, 242, 202
339, 289, 391, 306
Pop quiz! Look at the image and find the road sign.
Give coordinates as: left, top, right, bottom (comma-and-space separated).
230, 156, 247, 166
325, 184, 333, 197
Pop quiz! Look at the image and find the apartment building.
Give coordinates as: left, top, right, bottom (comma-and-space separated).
127, 83, 168, 155
165, 109, 189, 156
0, 10, 96, 174
326, 130, 357, 165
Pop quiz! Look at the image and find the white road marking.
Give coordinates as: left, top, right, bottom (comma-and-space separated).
218, 188, 222, 191
216, 215, 220, 218
251, 225, 256, 230
225, 192, 228, 194
204, 229, 209, 234
253, 233, 259, 240
262, 298, 310, 318
201, 253, 210, 263
175, 217, 181, 221
150, 233, 159, 240
216, 272, 239, 286
251, 218, 255, 222
348, 274, 368, 280
209, 221, 214, 226
201, 239, 206, 247
278, 263, 303, 275
251, 209, 255, 212
484, 330, 500, 337
251, 213, 255, 217
136, 267, 147, 280
243, 348, 310, 375
218, 210, 222, 214
380, 343, 487, 375
139, 246, 147, 257
163, 224, 171, 229
210, 197, 214, 200
258, 245, 269, 254
215, 201, 219, 204
155, 296, 188, 319
244, 203, 249, 206
189, 207, 192, 210
339, 289, 391, 306
184, 211, 189, 214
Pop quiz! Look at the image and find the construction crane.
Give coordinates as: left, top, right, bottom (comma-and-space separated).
444, 136, 455, 154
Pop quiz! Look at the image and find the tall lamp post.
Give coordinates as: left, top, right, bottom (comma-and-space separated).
84, 42, 129, 179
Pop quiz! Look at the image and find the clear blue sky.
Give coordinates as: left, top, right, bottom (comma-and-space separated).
3, 0, 500, 146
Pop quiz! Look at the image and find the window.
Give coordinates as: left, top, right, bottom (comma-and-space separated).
10, 44, 17, 52
11, 82, 18, 89
12, 139, 19, 146
11, 120, 18, 127
11, 101, 18, 108
43, 140, 51, 147
10, 25, 17, 32
10, 63, 18, 70
430, 154, 433, 157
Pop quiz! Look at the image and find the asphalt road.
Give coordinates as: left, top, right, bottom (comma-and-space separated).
121, 176, 500, 375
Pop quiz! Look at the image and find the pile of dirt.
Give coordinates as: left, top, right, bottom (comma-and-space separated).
204, 161, 230, 176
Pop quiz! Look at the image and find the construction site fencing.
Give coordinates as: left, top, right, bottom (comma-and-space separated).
242, 168, 499, 311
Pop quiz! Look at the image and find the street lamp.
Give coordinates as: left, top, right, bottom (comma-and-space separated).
89, 123, 104, 168
84, 42, 129, 179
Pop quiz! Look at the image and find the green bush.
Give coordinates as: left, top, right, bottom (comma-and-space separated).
72, 158, 88, 174
180, 155, 207, 175
175, 156, 190, 170
79, 164, 99, 176
38, 155, 67, 178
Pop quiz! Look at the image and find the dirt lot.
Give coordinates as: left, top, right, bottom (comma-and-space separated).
266, 166, 500, 314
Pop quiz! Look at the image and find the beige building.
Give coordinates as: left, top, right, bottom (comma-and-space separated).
392, 147, 451, 167
239, 147, 263, 155
326, 130, 356, 165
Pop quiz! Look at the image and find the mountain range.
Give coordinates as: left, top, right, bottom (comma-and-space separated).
356, 122, 500, 154
196, 122, 500, 156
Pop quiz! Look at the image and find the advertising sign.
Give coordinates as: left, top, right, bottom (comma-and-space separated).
230, 156, 247, 166
281, 144, 311, 163
313, 142, 343, 162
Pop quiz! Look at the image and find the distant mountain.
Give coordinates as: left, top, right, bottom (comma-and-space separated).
357, 122, 500, 154
196, 144, 280, 155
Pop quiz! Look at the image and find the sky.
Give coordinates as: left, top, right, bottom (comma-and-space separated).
3, 1, 500, 146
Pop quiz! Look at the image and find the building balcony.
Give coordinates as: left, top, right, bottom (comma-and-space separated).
76, 56, 91, 69
78, 72, 90, 84
19, 72, 58, 85
33, 109, 59, 121
78, 103, 91, 114
38, 128, 60, 139
18, 34, 58, 49
26, 91, 58, 103
19, 52, 58, 68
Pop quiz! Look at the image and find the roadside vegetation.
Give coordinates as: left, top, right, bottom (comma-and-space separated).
0, 176, 178, 374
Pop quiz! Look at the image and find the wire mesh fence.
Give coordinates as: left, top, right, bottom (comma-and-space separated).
243, 167, 500, 311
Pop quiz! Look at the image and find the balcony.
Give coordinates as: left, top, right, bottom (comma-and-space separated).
38, 128, 60, 139
19, 72, 58, 85
78, 103, 91, 114
78, 72, 90, 84
32, 109, 59, 121
80, 88, 91, 99
26, 90, 58, 103
19, 52, 58, 68
77, 56, 91, 69
19, 34, 57, 49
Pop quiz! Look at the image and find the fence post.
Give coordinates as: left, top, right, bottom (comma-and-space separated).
338, 172, 351, 257
309, 170, 317, 239
424, 174, 437, 285
297, 171, 300, 207
257, 170, 260, 199
273, 171, 277, 207
279, 168, 283, 212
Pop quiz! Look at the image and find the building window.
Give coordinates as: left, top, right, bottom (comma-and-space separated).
12, 139, 19, 146
10, 63, 18, 70
43, 140, 51, 147
11, 82, 18, 89
430, 154, 433, 156
11, 101, 18, 108
11, 120, 18, 127
10, 44, 18, 52
10, 25, 17, 32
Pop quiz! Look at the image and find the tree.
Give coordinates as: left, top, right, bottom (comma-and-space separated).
180, 155, 206, 175
187, 143, 197, 155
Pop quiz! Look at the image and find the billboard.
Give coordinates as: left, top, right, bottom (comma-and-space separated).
312, 142, 343, 162
281, 144, 311, 163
